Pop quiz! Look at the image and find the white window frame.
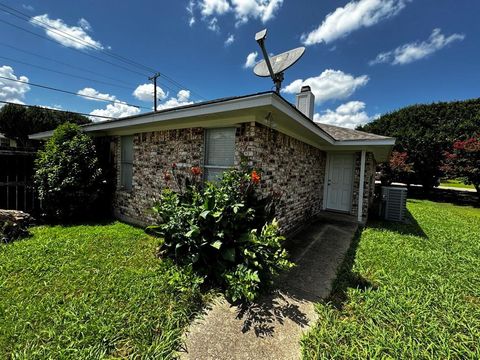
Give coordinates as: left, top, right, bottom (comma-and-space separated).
203, 127, 236, 181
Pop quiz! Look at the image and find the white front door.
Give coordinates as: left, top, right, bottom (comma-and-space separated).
326, 153, 354, 212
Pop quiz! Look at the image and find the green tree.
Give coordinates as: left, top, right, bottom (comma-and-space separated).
358, 98, 480, 190
34, 123, 102, 221
0, 104, 90, 147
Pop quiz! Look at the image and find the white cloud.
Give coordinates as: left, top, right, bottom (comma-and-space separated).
88, 90, 193, 121
302, 0, 409, 45
207, 17, 220, 32
77, 87, 140, 121
224, 34, 235, 46
231, 0, 283, 24
370, 28, 465, 65
30, 14, 103, 50
133, 83, 167, 102
314, 101, 374, 129
157, 90, 193, 110
77, 87, 116, 102
77, 18, 92, 32
0, 65, 30, 107
22, 4, 34, 11
244, 51, 258, 68
187, 0, 196, 26
191, 0, 283, 30
200, 0, 230, 16
89, 102, 140, 122
282, 69, 369, 104
39, 104, 63, 110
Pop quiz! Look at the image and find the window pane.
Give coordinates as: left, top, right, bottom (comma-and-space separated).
121, 163, 133, 190
205, 128, 235, 167
204, 167, 224, 182
121, 136, 133, 190
121, 136, 133, 163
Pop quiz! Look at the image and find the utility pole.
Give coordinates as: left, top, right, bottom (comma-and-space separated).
149, 72, 160, 111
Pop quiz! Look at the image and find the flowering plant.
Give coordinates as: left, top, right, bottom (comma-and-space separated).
148, 167, 292, 302
251, 170, 261, 184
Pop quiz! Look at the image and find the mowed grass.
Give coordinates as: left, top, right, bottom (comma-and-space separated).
440, 179, 475, 190
0, 222, 204, 359
302, 200, 480, 359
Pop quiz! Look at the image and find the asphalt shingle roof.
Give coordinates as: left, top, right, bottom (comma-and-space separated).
315, 123, 392, 141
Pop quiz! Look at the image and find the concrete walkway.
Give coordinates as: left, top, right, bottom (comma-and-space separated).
181, 213, 358, 360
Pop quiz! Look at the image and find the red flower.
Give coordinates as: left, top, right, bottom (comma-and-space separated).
191, 166, 202, 176
251, 170, 261, 184
164, 171, 172, 182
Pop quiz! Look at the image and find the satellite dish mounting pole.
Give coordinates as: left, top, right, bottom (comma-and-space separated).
255, 29, 282, 93
253, 29, 305, 94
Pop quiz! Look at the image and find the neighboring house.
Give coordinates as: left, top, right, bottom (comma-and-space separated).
30, 87, 395, 233
0, 133, 17, 148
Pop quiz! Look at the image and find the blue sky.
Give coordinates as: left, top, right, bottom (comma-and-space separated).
0, 0, 478, 128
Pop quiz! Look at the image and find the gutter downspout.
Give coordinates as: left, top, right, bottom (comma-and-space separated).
358, 149, 366, 223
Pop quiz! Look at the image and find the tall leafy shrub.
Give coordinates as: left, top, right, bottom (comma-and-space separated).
359, 98, 480, 190
34, 123, 102, 221
442, 136, 480, 194
148, 166, 293, 302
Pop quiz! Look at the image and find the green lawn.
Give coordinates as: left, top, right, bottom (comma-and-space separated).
0, 222, 205, 359
302, 200, 480, 359
440, 179, 475, 190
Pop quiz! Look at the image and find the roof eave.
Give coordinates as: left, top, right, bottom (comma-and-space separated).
335, 138, 396, 146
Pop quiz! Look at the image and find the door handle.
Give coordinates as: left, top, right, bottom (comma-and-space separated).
327, 180, 331, 186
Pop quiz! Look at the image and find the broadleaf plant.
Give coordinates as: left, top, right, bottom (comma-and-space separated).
147, 166, 293, 302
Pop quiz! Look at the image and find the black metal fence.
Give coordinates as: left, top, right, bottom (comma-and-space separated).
0, 147, 39, 212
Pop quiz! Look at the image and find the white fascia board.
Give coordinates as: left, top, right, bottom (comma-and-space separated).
335, 139, 396, 146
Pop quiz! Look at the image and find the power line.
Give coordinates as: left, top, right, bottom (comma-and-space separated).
0, 41, 185, 98
0, 100, 116, 119
0, 41, 138, 88
0, 75, 151, 110
0, 2, 207, 101
0, 19, 189, 98
0, 17, 149, 78
0, 54, 135, 90
5, 3, 155, 73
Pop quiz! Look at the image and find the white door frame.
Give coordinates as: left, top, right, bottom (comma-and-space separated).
322, 152, 355, 213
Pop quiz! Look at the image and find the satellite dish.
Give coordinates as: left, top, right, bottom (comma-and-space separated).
254, 47, 305, 77
253, 28, 305, 93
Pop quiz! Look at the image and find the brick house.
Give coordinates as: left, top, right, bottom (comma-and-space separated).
31, 88, 395, 233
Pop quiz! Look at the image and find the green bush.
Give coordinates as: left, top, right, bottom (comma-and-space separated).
34, 123, 103, 221
147, 167, 293, 302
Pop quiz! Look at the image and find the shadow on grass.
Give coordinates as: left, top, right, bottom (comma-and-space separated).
38, 216, 118, 228
368, 209, 428, 238
408, 186, 479, 208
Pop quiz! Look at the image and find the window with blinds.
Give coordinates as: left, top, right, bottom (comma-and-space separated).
204, 128, 236, 181
120, 136, 133, 190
